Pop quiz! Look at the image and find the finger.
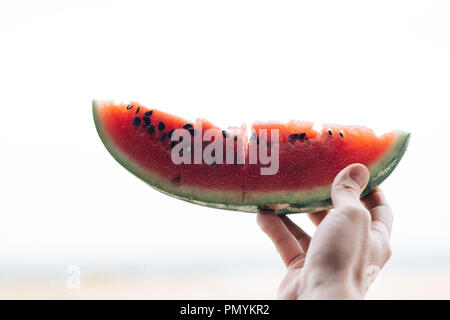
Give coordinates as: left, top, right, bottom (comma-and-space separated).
331, 163, 371, 225
307, 210, 329, 226
362, 188, 393, 237
280, 215, 311, 252
257, 210, 304, 267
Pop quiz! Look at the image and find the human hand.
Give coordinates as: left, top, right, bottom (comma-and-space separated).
257, 164, 393, 299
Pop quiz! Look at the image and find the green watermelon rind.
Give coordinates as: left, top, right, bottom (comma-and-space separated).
93, 100, 410, 214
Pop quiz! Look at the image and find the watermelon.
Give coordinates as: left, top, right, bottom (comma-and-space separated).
93, 100, 410, 214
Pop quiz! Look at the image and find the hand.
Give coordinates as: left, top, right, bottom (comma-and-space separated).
257, 164, 393, 299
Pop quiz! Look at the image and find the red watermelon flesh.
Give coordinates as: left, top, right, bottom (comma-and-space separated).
244, 122, 397, 204
93, 100, 409, 214
177, 119, 246, 203
96, 102, 184, 184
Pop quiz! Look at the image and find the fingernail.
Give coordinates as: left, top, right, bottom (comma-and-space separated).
349, 165, 369, 188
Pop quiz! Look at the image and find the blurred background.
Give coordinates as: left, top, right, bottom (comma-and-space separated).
1, 0, 449, 299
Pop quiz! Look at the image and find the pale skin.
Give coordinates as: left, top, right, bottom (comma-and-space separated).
257, 163, 393, 299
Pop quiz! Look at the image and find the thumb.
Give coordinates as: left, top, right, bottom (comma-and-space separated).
331, 164, 370, 223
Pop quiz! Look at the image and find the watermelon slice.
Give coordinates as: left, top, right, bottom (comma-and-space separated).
93, 100, 410, 214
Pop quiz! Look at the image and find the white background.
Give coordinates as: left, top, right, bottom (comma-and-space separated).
1, 0, 449, 298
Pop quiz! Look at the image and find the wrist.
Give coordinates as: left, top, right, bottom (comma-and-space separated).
298, 269, 365, 300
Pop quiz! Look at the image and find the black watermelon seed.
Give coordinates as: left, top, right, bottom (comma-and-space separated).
160, 132, 167, 141
168, 129, 174, 139
289, 133, 306, 141
143, 116, 151, 125
127, 105, 133, 110
183, 123, 193, 130
148, 125, 155, 135
135, 107, 140, 114
133, 117, 141, 126
145, 110, 153, 116
222, 130, 228, 139
339, 131, 344, 138
172, 175, 181, 184
328, 129, 333, 136
158, 122, 165, 131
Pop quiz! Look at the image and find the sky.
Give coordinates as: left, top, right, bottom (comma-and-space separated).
1, 0, 450, 280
